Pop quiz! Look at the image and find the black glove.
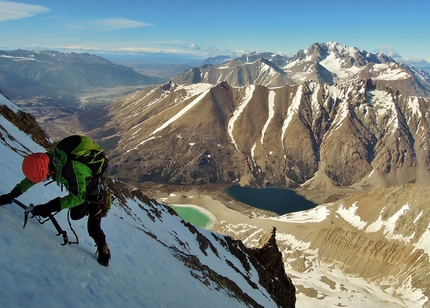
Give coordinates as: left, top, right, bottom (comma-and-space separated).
0, 187, 22, 205
31, 198, 61, 218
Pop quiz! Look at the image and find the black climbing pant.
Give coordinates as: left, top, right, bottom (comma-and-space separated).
70, 198, 106, 247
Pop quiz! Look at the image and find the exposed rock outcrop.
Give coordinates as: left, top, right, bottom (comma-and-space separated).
0, 104, 52, 151
251, 227, 296, 308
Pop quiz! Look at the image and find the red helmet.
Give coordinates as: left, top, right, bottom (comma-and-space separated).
22, 153, 51, 183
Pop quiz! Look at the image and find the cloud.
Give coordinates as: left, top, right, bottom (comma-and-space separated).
0, 1, 49, 21
19, 40, 245, 60
113, 46, 193, 55
45, 45, 192, 55
188, 43, 200, 50
72, 18, 152, 31
376, 45, 401, 58
119, 43, 245, 59
401, 57, 430, 68
375, 44, 430, 67
52, 45, 103, 52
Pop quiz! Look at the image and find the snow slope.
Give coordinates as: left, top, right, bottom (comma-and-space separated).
0, 96, 278, 307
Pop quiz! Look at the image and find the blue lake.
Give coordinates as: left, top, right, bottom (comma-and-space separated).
224, 185, 317, 215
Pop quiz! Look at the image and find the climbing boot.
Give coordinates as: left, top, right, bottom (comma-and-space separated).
97, 243, 111, 266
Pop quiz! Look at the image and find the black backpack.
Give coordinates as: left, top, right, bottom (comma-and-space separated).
56, 135, 109, 177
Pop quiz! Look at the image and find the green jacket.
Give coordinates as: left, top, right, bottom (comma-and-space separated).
15, 149, 93, 209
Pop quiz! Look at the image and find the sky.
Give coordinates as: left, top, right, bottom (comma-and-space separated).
0, 0, 429, 64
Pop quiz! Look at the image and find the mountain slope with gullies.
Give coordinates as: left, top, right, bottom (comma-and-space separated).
91, 75, 430, 188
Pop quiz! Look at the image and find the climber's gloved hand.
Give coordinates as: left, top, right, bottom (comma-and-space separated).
31, 198, 61, 217
0, 193, 14, 206
0, 187, 22, 205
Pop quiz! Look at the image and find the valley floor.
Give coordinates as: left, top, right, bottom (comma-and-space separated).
138, 182, 429, 308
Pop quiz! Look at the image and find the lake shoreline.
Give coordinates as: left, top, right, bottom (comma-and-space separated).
224, 185, 318, 215
137, 182, 357, 235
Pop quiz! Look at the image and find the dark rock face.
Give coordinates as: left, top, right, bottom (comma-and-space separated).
0, 104, 52, 150
251, 227, 297, 308
183, 223, 296, 308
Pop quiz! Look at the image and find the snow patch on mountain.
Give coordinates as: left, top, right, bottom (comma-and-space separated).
366, 204, 411, 239
320, 53, 362, 78
310, 82, 321, 115
267, 204, 331, 224
0, 54, 36, 61
281, 85, 303, 148
371, 63, 410, 80
228, 85, 255, 151
177, 83, 213, 100
367, 89, 399, 132
336, 202, 367, 230
415, 228, 430, 254
151, 85, 214, 136
408, 96, 421, 118
261, 90, 276, 145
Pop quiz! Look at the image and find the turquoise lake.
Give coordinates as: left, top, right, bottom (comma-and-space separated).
224, 185, 317, 215
170, 205, 216, 230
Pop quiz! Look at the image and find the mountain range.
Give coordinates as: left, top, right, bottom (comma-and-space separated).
0, 49, 168, 139
84, 42, 430, 190
175, 42, 430, 96
0, 49, 164, 99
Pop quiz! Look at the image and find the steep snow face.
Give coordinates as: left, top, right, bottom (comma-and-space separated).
0, 97, 281, 308
0, 92, 20, 112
